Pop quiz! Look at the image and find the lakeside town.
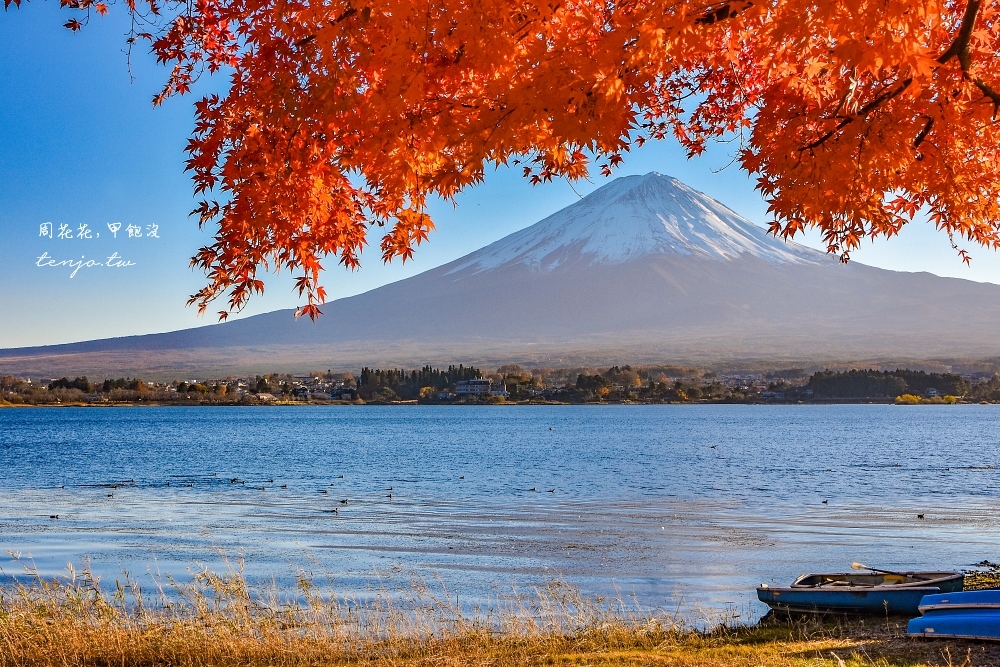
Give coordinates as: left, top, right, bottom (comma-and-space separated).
3, 364, 1000, 406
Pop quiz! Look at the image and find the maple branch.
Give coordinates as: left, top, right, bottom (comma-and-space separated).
800, 77, 912, 151
294, 6, 363, 48
802, 0, 996, 153
913, 115, 934, 148
972, 79, 1000, 115
936, 0, 981, 65
694, 0, 752, 25
935, 0, 1000, 114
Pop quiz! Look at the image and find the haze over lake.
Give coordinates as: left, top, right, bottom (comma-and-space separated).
2, 405, 999, 621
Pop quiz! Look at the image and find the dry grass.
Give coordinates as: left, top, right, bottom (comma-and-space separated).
964, 564, 1000, 592
2, 558, 1000, 667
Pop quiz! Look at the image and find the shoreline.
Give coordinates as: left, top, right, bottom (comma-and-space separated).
0, 398, 978, 408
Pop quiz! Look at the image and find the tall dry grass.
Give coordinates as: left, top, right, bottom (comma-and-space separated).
2, 554, 998, 667
0, 553, 692, 667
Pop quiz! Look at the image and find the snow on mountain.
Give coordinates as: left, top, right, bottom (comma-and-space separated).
448, 172, 825, 274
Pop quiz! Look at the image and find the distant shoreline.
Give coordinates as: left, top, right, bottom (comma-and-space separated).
1, 398, 977, 408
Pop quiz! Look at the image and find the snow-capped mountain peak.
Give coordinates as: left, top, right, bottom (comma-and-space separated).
447, 172, 824, 274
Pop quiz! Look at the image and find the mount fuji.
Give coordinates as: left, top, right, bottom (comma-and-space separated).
5, 172, 1000, 377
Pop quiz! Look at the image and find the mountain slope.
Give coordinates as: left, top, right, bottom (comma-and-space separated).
3, 173, 1000, 377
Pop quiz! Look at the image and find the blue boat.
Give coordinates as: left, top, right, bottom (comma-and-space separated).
908, 590, 1000, 640
757, 571, 964, 615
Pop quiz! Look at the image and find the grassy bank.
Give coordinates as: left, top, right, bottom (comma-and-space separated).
2, 564, 1000, 667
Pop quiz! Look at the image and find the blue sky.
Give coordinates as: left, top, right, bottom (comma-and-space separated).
3, 3, 999, 348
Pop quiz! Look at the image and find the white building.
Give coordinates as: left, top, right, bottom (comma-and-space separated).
456, 379, 493, 395
455, 378, 508, 397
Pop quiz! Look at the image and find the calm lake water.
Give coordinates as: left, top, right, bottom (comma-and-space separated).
2, 404, 999, 621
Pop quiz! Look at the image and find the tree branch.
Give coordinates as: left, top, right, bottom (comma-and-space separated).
935, 0, 1000, 114
937, 0, 981, 65
800, 77, 912, 151
913, 115, 934, 148
801, 0, 993, 152
694, 1, 752, 25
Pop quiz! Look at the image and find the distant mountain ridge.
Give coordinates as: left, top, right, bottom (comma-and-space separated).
3, 172, 1000, 379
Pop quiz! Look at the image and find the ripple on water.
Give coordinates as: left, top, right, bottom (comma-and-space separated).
2, 404, 1000, 621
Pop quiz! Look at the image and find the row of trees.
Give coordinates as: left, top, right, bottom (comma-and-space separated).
11, 366, 1000, 405
569, 376, 744, 403
965, 378, 1000, 403
806, 370, 970, 399
357, 365, 482, 401
1, 375, 253, 405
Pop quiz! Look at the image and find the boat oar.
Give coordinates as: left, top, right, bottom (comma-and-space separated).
851, 562, 910, 576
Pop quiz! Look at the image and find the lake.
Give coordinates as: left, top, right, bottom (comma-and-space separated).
2, 404, 999, 622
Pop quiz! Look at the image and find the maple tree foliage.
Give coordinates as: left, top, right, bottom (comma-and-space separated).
11, 0, 1000, 318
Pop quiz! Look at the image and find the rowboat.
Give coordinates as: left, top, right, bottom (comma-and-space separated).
908, 590, 1000, 640
757, 571, 964, 615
